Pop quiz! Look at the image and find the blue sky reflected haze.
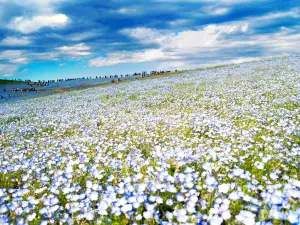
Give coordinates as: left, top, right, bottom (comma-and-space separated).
0, 0, 299, 80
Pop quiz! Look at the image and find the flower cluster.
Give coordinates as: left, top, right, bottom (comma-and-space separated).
0, 56, 299, 224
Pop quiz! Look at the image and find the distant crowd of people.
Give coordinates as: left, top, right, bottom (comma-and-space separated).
0, 70, 175, 100
11, 88, 37, 92
150, 70, 172, 75
0, 94, 12, 99
7, 70, 174, 86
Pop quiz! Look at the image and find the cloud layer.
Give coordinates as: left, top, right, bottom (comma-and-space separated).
9, 14, 69, 34
0, 0, 299, 77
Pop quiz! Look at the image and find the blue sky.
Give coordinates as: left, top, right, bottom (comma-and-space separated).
0, 0, 299, 81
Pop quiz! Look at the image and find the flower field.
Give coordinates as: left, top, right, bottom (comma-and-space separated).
0, 56, 299, 225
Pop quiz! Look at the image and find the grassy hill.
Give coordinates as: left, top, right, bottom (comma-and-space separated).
0, 56, 299, 224
0, 79, 25, 85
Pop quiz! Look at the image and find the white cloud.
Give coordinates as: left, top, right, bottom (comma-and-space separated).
116, 7, 143, 15
0, 63, 19, 76
0, 50, 29, 77
255, 32, 300, 53
211, 8, 230, 16
121, 27, 173, 45
89, 49, 170, 67
0, 0, 63, 14
198, 6, 230, 17
31, 52, 60, 61
168, 23, 248, 52
0, 37, 31, 46
169, 26, 218, 49
157, 60, 198, 70
124, 24, 248, 53
0, 0, 61, 5
0, 50, 28, 64
2, 74, 14, 77
153, 0, 255, 3
90, 24, 249, 67
9, 14, 69, 33
229, 56, 264, 64
216, 0, 258, 4
249, 8, 300, 25
47, 30, 102, 42
56, 43, 91, 56
89, 20, 300, 69
0, 50, 22, 60
66, 31, 100, 42
168, 19, 190, 27
0, 50, 58, 76
9, 57, 28, 64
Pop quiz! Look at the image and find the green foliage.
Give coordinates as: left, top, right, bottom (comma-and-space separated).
0, 79, 25, 85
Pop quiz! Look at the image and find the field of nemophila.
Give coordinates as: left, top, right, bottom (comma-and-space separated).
0, 56, 299, 225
